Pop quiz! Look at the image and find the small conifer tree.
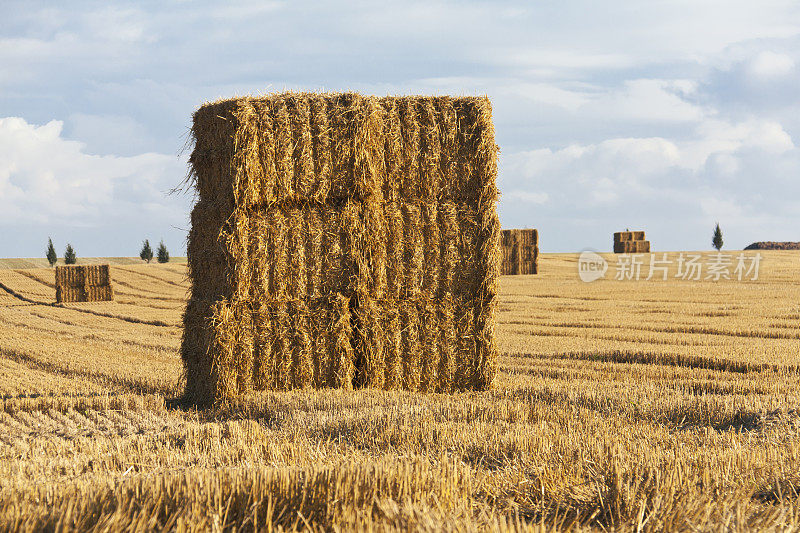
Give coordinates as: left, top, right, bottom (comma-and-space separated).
64, 244, 77, 265
712, 223, 724, 251
157, 240, 169, 263
140, 240, 153, 263
46, 238, 57, 267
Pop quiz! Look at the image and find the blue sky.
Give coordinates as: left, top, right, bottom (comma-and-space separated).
1, 1, 799, 256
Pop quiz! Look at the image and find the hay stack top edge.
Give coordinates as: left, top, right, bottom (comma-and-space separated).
189, 92, 498, 208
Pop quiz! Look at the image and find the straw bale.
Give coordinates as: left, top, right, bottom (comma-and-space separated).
305, 99, 328, 201
329, 293, 355, 389
287, 210, 307, 299
402, 203, 424, 299
614, 230, 646, 245
361, 200, 388, 300
84, 265, 110, 286
418, 99, 441, 201
400, 300, 421, 391
381, 303, 403, 389
419, 299, 439, 393
436, 296, 456, 393
54, 265, 114, 303
436, 97, 458, 199
381, 99, 403, 203
182, 298, 218, 403
290, 300, 314, 388
421, 203, 440, 295
183, 92, 499, 404
613, 240, 651, 254
438, 202, 459, 298
85, 285, 114, 301
614, 231, 633, 243
352, 296, 385, 389
55, 287, 84, 303
385, 202, 404, 300
251, 305, 275, 390
398, 99, 420, 199
499, 229, 538, 276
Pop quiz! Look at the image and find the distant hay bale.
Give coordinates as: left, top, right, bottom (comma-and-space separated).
183, 92, 500, 405
54, 265, 114, 303
613, 240, 650, 254
500, 229, 538, 275
613, 231, 649, 253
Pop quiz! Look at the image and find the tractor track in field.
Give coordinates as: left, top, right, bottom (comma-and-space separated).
0, 280, 175, 328
113, 266, 189, 289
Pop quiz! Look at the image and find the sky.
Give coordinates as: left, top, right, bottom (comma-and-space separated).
1, 1, 799, 256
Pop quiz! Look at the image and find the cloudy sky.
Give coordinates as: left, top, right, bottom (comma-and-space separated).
2, 1, 799, 256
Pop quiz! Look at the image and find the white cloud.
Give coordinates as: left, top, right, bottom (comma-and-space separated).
579, 79, 705, 124
503, 190, 549, 204
749, 51, 795, 77
66, 113, 154, 156
501, 115, 800, 250
0, 117, 186, 228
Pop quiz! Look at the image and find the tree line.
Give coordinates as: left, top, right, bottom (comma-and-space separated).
45, 238, 170, 266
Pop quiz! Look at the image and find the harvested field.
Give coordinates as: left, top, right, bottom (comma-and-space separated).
0, 252, 799, 530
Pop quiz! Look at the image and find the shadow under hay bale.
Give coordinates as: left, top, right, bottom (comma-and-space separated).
183, 92, 500, 405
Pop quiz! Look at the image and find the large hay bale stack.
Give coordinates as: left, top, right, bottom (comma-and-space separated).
55, 265, 114, 303
613, 231, 650, 253
501, 229, 538, 275
183, 92, 500, 405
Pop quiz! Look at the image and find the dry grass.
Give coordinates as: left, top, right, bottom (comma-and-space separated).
0, 253, 798, 531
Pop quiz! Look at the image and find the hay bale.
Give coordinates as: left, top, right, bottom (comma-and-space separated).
54, 265, 114, 303
614, 231, 633, 243
500, 229, 539, 276
613, 240, 651, 254
183, 92, 499, 405
612, 231, 649, 253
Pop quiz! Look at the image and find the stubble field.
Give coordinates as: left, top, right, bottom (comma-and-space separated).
0, 252, 798, 531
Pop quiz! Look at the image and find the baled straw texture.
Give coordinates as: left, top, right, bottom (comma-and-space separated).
500, 229, 538, 275
613, 240, 651, 254
54, 265, 114, 303
183, 92, 499, 405
613, 231, 649, 253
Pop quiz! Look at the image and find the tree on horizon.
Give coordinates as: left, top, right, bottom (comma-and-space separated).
157, 240, 169, 263
46, 238, 57, 267
712, 223, 724, 251
64, 244, 77, 265
140, 240, 154, 263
